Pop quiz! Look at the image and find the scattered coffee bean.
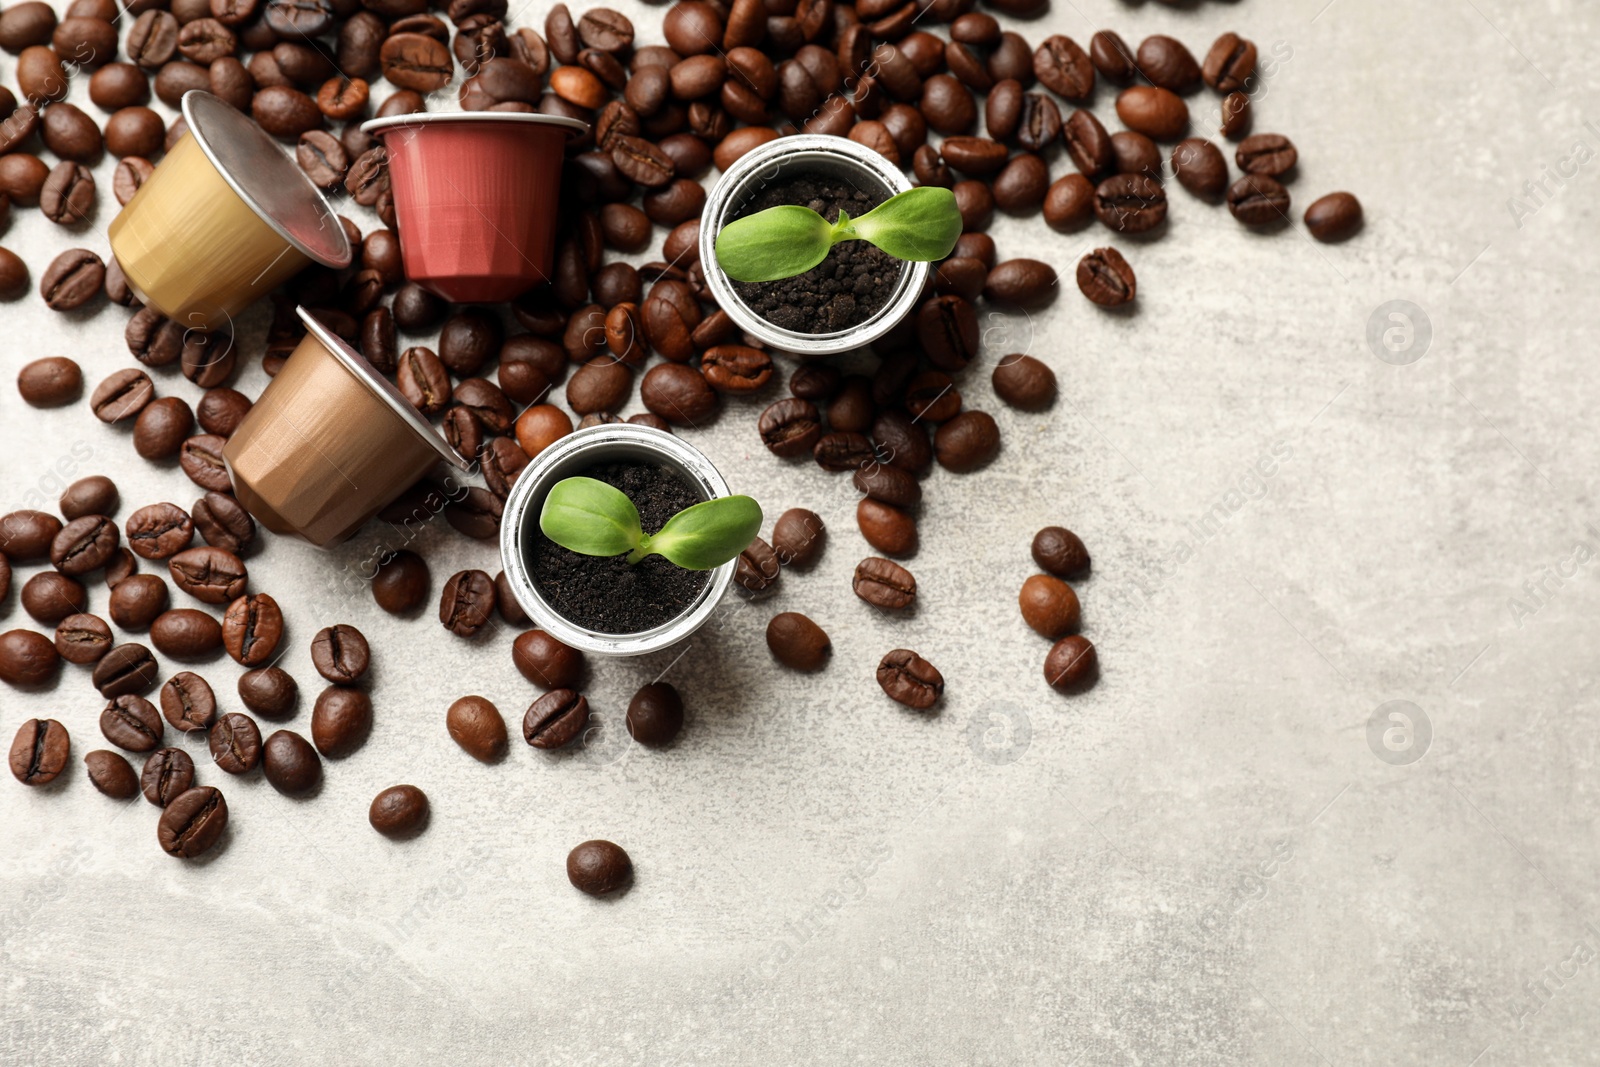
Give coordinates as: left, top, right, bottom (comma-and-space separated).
1076, 247, 1136, 308
311, 685, 372, 758
440, 569, 496, 637
150, 608, 222, 660
100, 694, 164, 751
190, 492, 255, 554
310, 623, 369, 683
262, 729, 320, 794
992, 354, 1057, 411
90, 368, 154, 423
220, 593, 282, 667
0, 629, 60, 687
853, 557, 916, 610
765, 611, 830, 671
93, 643, 158, 698
876, 649, 944, 710
169, 545, 247, 605
157, 786, 228, 857
109, 573, 168, 630
1226, 173, 1291, 226
54, 613, 112, 664
17, 355, 81, 406
734, 535, 781, 594
626, 682, 683, 746
857, 498, 917, 557
771, 508, 825, 568
1033, 526, 1090, 578
85, 749, 139, 799
125, 502, 193, 560
372, 550, 429, 614
1304, 192, 1363, 242
60, 475, 117, 520
22, 571, 88, 625
446, 694, 507, 762
934, 411, 1001, 473
1019, 574, 1081, 638
512, 629, 583, 689
1045, 635, 1097, 691
11, 718, 69, 784
159, 670, 217, 733
567, 839, 631, 895
1236, 133, 1297, 177
140, 747, 195, 807
208, 711, 262, 774
522, 688, 590, 749
369, 784, 428, 836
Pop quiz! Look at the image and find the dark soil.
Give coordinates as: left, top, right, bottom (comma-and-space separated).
729, 172, 902, 335
529, 461, 710, 635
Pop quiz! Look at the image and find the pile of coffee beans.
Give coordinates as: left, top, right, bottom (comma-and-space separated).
1, 0, 1363, 886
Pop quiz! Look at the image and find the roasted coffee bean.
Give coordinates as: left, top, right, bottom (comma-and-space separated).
933, 410, 1001, 473
91, 368, 154, 423
55, 613, 112, 664
1034, 35, 1093, 100
444, 486, 502, 541
619, 682, 684, 747
512, 629, 582, 689
912, 143, 952, 188
984, 259, 1057, 310
771, 508, 825, 568
195, 388, 251, 439
1042, 172, 1094, 232
639, 363, 717, 425
252, 85, 322, 139
481, 437, 531, 502
492, 571, 526, 626
438, 308, 502, 377
219, 593, 281, 667
939, 135, 1007, 177
567, 839, 631, 895
371, 550, 429, 615
106, 549, 139, 588
610, 134, 675, 187
871, 410, 933, 476
12, 718, 70, 785
853, 557, 916, 609
261, 729, 319, 793
564, 356, 630, 415
0, 247, 27, 298
853, 464, 921, 509
934, 257, 987, 302
992, 153, 1048, 214
522, 688, 589, 749
442, 408, 483, 465
1019, 573, 1081, 638
310, 685, 371, 758
1203, 32, 1256, 93
876, 649, 942, 709
700, 345, 772, 393
169, 546, 246, 605
86, 749, 139, 798
825, 376, 873, 433
113, 156, 155, 205
765, 612, 830, 671
514, 404, 573, 459
446, 694, 507, 762
1136, 34, 1200, 94
108, 574, 167, 631
156, 785, 227, 857
296, 128, 347, 187
101, 693, 163, 751
309, 623, 368, 684
131, 398, 195, 461
18, 44, 67, 102
50, 515, 118, 576
1076, 247, 1136, 308
158, 670, 216, 733
1063, 108, 1112, 178
1089, 29, 1135, 83
440, 569, 495, 637
1045, 635, 1097, 691
1220, 91, 1251, 139
40, 248, 104, 310
788, 364, 841, 402
367, 783, 427, 836
178, 434, 232, 493
233, 669, 294, 722
18, 356, 81, 407
140, 747, 194, 806
150, 608, 223, 659
1226, 174, 1291, 226
0, 3, 58, 53
397, 347, 450, 416
190, 492, 254, 554
1236, 133, 1297, 177
1032, 526, 1090, 578
1116, 86, 1188, 142
1092, 175, 1167, 235
734, 536, 780, 594
1304, 192, 1363, 243
814, 431, 876, 473
201, 712, 260, 776
0, 630, 59, 687
1171, 138, 1228, 199
857, 498, 916, 556
758, 397, 822, 458
991, 354, 1057, 411
125, 503, 193, 560
103, 106, 164, 159
126, 307, 188, 367
377, 31, 452, 92
916, 295, 979, 371
21, 570, 87, 625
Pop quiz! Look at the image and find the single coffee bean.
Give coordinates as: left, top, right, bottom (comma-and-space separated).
50, 515, 118, 576
195, 388, 251, 438
169, 546, 246, 604
1304, 191, 1363, 243
758, 397, 822, 458
1172, 138, 1228, 199
1226, 174, 1291, 226
150, 608, 223, 659
220, 592, 282, 667
55, 613, 112, 664
157, 785, 228, 857
112, 156, 155, 205
700, 345, 772, 393
125, 503, 193, 560
108, 573, 167, 630
512, 629, 583, 689
985, 259, 1059, 309
934, 410, 1001, 473
444, 486, 502, 540
1089, 30, 1135, 83
522, 688, 590, 749
238, 667, 297, 718
0, 246, 28, 298
190, 492, 255, 554
90, 368, 154, 423
1019, 574, 1081, 638
993, 153, 1050, 214
1063, 108, 1112, 178
1033, 35, 1093, 100
371, 550, 429, 615
439, 569, 495, 637
158, 670, 216, 733
21, 571, 86, 626
140, 746, 195, 806
1032, 527, 1091, 579
11, 718, 70, 784
992, 353, 1057, 411
1093, 175, 1167, 235
205, 711, 261, 775
104, 106, 164, 158
40, 161, 95, 224
625, 682, 683, 746
0, 630, 60, 687
771, 508, 825, 568
877, 649, 943, 709
18, 355, 81, 405
939, 135, 1008, 177
567, 839, 631, 895
86, 749, 139, 798
1203, 32, 1256, 93
40, 248, 104, 310
734, 536, 781, 594
1076, 247, 1136, 308
853, 557, 916, 610
514, 404, 573, 459
1116, 86, 1189, 142
178, 434, 233, 493
100, 693, 163, 751
640, 362, 718, 425
58, 476, 116, 521
857, 498, 917, 557
311, 685, 371, 758
814, 431, 877, 473
1135, 34, 1201, 94
871, 410, 934, 476
765, 611, 831, 671
853, 464, 921, 508
446, 694, 507, 762
1110, 130, 1163, 183
916, 294, 980, 371
369, 784, 428, 836
1045, 634, 1097, 691
262, 729, 320, 793
310, 623, 369, 683
0, 3, 57, 52
131, 397, 194, 461
1236, 133, 1297, 177
789, 363, 841, 402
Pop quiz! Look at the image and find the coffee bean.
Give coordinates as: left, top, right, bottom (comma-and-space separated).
1032, 526, 1090, 579
765, 611, 830, 671
610, 134, 675, 187
1116, 86, 1188, 142
1045, 635, 1097, 691
567, 839, 631, 895
0, 247, 28, 298
641, 363, 718, 425
1092, 175, 1167, 235
104, 106, 164, 159
107, 573, 166, 631
853, 556, 916, 610
157, 785, 228, 857
126, 503, 193, 560
1202, 32, 1256, 94
367, 550, 427, 615
203, 711, 260, 775
870, 410, 933, 476
140, 746, 194, 806
38, 159, 94, 224
365, 783, 427, 836
1034, 35, 1093, 100
438, 308, 502, 378
0, 3, 57, 52
12, 715, 70, 785
235, 667, 295, 719
511, 629, 582, 689
617, 682, 683, 747
522, 688, 589, 749
1226, 174, 1291, 226
770, 508, 825, 568
1089, 29, 1135, 83
17, 356, 81, 406
100, 693, 163, 751
178, 434, 233, 493
150, 608, 223, 659
191, 492, 255, 553
1019, 574, 1081, 638
934, 410, 1001, 473
218, 593, 281, 667
1236, 133, 1296, 177
1063, 108, 1112, 178
993, 153, 1049, 214
1108, 131, 1162, 183
789, 364, 841, 402
86, 749, 138, 798
262, 729, 320, 793
0, 630, 59, 687
168, 546, 246, 606
1171, 138, 1228, 199
310, 623, 368, 683
310, 685, 371, 758
1220, 91, 1251, 139
90, 368, 154, 423
131, 398, 194, 461
814, 431, 876, 473
853, 464, 921, 509
438, 569, 495, 638
938, 135, 1007, 178
112, 156, 153, 205
1076, 247, 1136, 308
699, 345, 772, 394
1304, 192, 1363, 243
985, 258, 1059, 309
49, 514, 117, 576
440, 694, 506, 762
55, 613, 111, 664
992, 354, 1057, 411
857, 497, 917, 556
876, 649, 943, 709
1136, 34, 1201, 94
733, 536, 780, 594
195, 388, 251, 438
40, 248, 104, 310
22, 572, 86, 625
1043, 173, 1095, 232
758, 398, 822, 458
916, 294, 979, 371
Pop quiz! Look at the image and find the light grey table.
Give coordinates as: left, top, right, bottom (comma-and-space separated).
4, 0, 1598, 1063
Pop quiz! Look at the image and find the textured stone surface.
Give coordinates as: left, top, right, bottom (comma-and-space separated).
3, 1, 1600, 1063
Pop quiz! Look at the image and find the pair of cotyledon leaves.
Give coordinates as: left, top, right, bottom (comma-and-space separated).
540, 477, 762, 570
